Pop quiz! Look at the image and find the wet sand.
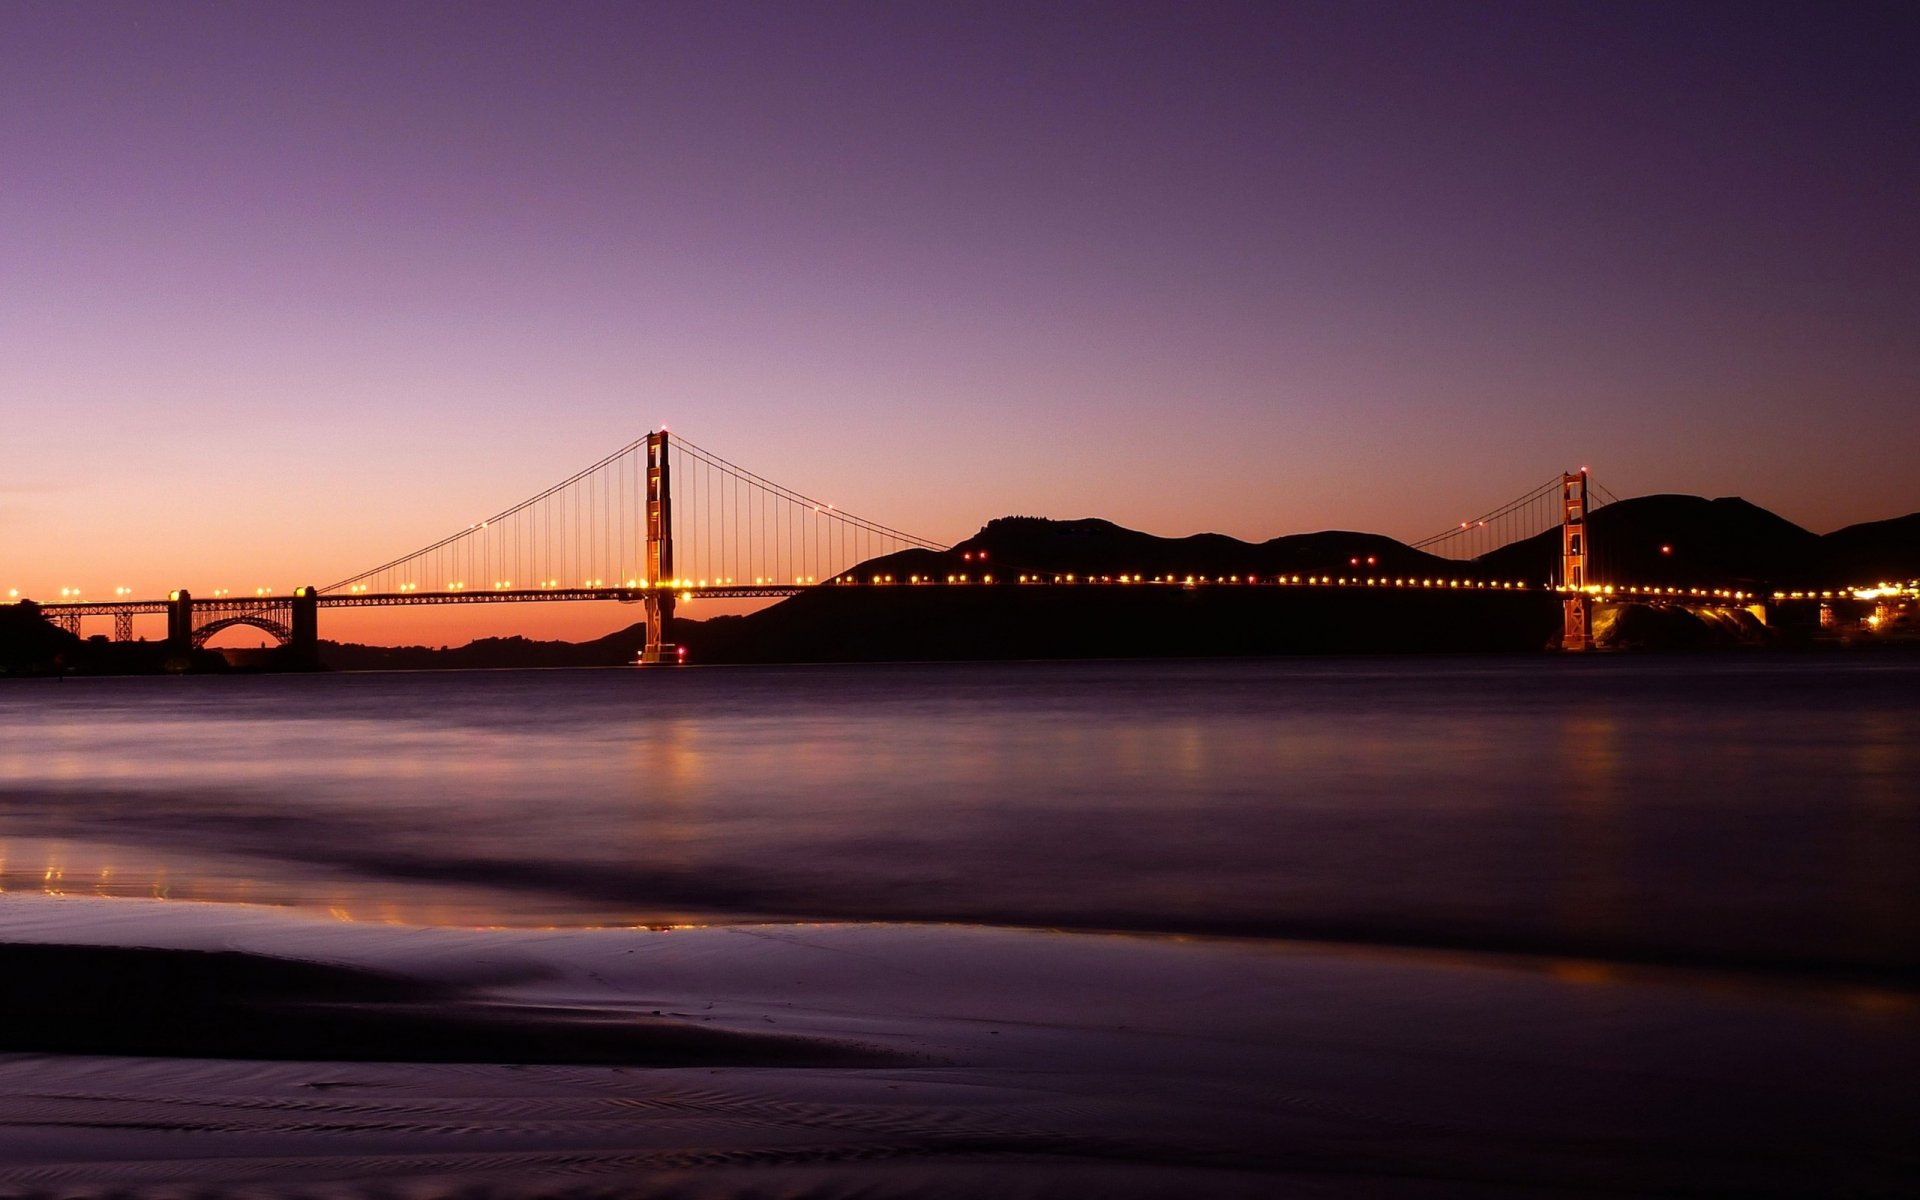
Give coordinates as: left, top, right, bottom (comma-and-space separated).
1, 895, 1915, 1197
0, 940, 892, 1068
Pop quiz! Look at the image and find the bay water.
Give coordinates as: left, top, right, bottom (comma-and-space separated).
2, 655, 1914, 981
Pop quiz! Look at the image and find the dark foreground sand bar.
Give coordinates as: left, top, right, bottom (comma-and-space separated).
0, 895, 1914, 1198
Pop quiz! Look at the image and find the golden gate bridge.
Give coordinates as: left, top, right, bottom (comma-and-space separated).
18, 430, 1773, 662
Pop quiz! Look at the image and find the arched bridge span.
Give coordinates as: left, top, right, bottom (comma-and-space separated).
190, 614, 294, 650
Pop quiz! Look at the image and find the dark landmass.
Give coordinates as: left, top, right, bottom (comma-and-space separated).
1816, 511, 1920, 586
679, 585, 1559, 662
320, 625, 653, 672
0, 602, 226, 677
8, 495, 1915, 674
0, 602, 77, 674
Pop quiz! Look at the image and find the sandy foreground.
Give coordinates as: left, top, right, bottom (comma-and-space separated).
0, 895, 1913, 1198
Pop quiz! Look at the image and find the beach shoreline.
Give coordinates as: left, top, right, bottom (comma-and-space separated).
0, 895, 1914, 1197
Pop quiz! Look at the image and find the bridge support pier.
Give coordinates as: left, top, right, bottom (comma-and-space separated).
166, 590, 194, 659
640, 592, 677, 664
287, 586, 319, 669
113, 612, 134, 642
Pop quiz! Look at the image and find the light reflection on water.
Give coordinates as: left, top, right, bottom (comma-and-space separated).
0, 657, 1916, 976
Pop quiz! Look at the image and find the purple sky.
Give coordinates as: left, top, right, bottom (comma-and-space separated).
3, 1, 1916, 641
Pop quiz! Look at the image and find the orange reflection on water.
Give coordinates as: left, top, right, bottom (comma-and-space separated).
1547, 959, 1620, 986
0, 837, 715, 931
1844, 989, 1915, 1017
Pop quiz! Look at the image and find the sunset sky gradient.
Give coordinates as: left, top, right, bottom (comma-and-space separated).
3, 1, 1915, 644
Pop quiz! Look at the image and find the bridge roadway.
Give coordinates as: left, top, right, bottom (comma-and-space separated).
14, 574, 1849, 667
31, 573, 1787, 624
25, 573, 1775, 638
26, 575, 1516, 624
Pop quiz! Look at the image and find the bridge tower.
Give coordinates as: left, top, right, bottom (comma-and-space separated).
1560, 471, 1592, 651
640, 430, 678, 664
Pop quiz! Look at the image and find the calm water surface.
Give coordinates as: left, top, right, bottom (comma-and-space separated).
2, 656, 1915, 978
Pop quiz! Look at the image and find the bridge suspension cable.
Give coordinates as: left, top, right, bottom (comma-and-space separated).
666, 435, 945, 589
1411, 474, 1621, 581
322, 429, 946, 597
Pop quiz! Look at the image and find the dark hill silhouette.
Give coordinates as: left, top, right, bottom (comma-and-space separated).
1472, 496, 1919, 590
1817, 513, 1920, 585
1474, 495, 1825, 589
846, 499, 1900, 597
849, 515, 1460, 587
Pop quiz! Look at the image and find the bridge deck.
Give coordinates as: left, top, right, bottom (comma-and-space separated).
17, 575, 1799, 620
